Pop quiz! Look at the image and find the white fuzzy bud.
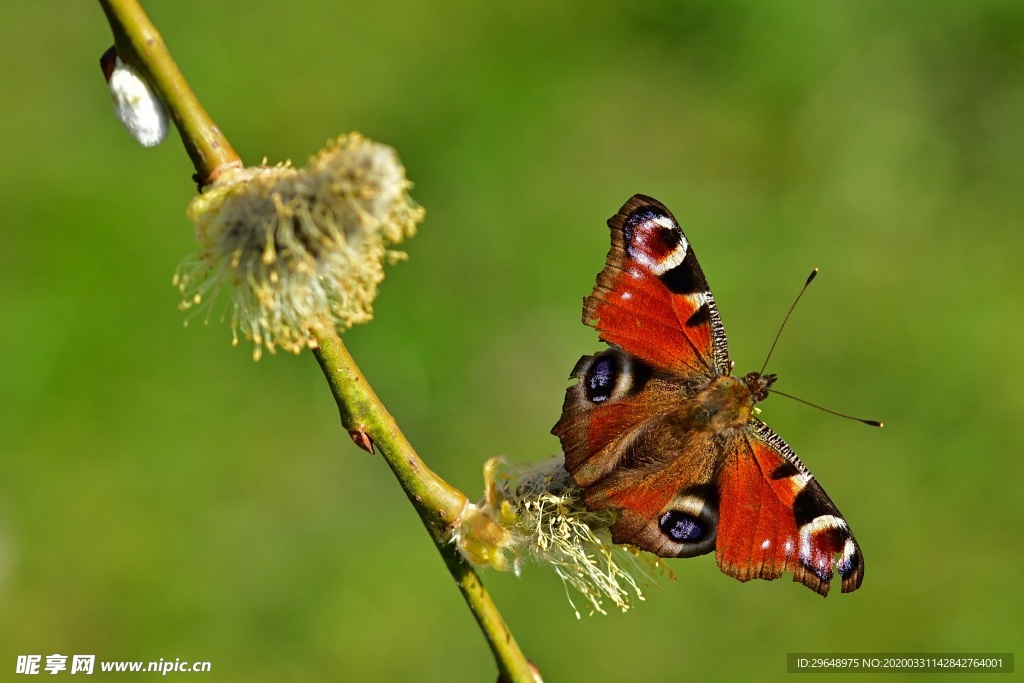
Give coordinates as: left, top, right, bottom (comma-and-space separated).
101, 48, 168, 148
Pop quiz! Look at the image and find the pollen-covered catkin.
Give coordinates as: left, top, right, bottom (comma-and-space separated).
454, 456, 672, 618
175, 134, 424, 359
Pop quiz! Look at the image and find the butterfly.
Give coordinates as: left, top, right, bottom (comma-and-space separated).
552, 194, 864, 596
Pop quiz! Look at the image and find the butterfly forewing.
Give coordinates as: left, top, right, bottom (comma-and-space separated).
716, 421, 864, 595
585, 195, 730, 379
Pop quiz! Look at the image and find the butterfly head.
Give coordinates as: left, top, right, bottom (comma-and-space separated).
741, 371, 777, 404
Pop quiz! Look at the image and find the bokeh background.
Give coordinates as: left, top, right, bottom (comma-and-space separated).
2, 1, 1022, 681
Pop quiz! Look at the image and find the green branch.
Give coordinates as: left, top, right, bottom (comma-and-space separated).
99, 0, 241, 186
312, 328, 535, 683
97, 1, 537, 681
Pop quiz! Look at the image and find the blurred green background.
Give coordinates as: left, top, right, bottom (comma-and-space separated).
2, 1, 1022, 681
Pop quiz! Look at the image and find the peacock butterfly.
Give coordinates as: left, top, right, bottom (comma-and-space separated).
552, 194, 864, 596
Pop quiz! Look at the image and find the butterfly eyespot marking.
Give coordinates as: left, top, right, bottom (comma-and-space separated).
622, 206, 689, 276
579, 349, 651, 404
584, 355, 617, 403
798, 515, 855, 583
659, 510, 706, 542
655, 492, 718, 557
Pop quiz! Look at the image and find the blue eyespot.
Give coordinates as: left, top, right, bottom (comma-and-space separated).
659, 510, 706, 542
584, 356, 616, 403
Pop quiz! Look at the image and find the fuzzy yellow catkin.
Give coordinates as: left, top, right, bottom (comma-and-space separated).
455, 456, 672, 618
174, 133, 424, 359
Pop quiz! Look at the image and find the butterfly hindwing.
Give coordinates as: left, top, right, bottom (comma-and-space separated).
585, 195, 730, 379
553, 348, 721, 558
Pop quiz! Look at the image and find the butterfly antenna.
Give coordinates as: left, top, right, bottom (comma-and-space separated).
759, 268, 819, 376
769, 389, 884, 427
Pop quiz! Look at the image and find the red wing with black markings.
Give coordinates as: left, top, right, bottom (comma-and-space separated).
717, 421, 864, 596
583, 194, 730, 379
553, 194, 866, 596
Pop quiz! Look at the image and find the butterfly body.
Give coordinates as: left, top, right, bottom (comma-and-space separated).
553, 195, 863, 596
